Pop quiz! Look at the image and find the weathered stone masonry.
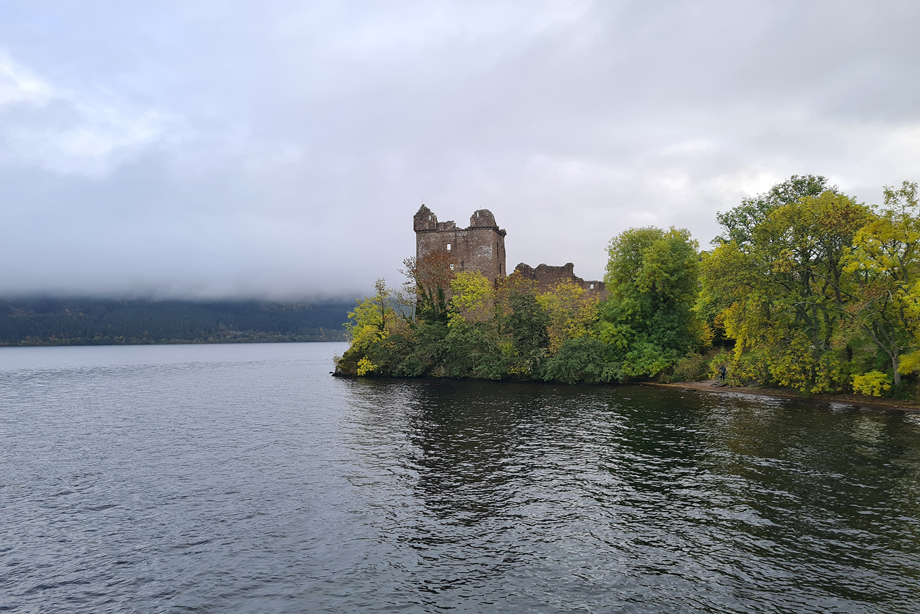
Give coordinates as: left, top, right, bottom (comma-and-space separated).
414, 205, 507, 284
413, 205, 605, 298
513, 262, 606, 298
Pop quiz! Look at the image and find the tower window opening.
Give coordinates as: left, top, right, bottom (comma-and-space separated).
450, 264, 454, 270
447, 243, 451, 251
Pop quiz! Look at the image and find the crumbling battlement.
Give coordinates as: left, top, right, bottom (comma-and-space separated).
514, 262, 607, 299
414, 205, 507, 283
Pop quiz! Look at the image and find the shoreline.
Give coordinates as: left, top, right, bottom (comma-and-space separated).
646, 380, 920, 413
332, 370, 920, 413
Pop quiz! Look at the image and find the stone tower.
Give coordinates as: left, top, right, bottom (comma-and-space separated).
413, 205, 507, 284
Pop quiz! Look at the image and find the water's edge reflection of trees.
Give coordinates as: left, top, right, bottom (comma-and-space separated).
343, 378, 920, 608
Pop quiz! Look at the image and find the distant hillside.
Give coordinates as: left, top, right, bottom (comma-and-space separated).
0, 298, 353, 346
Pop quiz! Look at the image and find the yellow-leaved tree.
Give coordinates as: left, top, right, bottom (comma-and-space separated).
344, 279, 399, 374
700, 182, 871, 392
449, 271, 493, 327
536, 280, 599, 353
844, 181, 920, 385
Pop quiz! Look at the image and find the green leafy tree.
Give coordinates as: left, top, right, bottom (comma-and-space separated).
714, 174, 833, 246
542, 337, 621, 384
599, 226, 704, 378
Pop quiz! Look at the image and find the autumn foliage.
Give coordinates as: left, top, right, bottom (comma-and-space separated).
338, 176, 920, 400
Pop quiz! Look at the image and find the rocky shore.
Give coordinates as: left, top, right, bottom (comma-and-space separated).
647, 380, 920, 412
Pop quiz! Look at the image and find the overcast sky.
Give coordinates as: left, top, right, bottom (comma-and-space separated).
2, 1, 919, 299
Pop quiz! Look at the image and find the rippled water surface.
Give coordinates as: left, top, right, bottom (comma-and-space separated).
2, 343, 920, 613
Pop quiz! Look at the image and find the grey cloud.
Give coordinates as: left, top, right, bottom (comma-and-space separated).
1, 0, 919, 298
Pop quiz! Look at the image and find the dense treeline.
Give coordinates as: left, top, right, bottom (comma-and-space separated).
336, 227, 706, 384
0, 298, 351, 346
700, 177, 920, 398
336, 175, 920, 400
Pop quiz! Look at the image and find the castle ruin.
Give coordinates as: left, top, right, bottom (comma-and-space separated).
513, 262, 606, 296
413, 205, 508, 284
413, 205, 605, 298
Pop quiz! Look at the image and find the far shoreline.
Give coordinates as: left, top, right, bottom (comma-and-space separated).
647, 380, 920, 413
0, 338, 347, 348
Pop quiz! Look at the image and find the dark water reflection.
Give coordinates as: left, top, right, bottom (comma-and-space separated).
342, 379, 920, 612
2, 344, 919, 613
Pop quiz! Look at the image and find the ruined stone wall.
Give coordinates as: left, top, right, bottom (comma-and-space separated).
514, 262, 607, 300
412, 205, 604, 299
414, 205, 507, 284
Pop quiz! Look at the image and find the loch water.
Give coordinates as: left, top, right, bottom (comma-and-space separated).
1, 342, 919, 613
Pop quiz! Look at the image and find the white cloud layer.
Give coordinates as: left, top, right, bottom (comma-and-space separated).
1, 0, 919, 298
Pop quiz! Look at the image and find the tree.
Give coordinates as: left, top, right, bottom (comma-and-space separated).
714, 174, 833, 247
449, 271, 493, 328
536, 279, 599, 354
401, 251, 455, 323
338, 279, 403, 375
489, 273, 549, 377
701, 185, 871, 392
599, 226, 704, 378
844, 181, 920, 384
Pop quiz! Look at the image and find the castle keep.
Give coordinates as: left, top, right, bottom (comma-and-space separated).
413, 205, 605, 297
414, 205, 508, 283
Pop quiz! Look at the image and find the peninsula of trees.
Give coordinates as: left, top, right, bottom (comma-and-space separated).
335, 176, 920, 400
